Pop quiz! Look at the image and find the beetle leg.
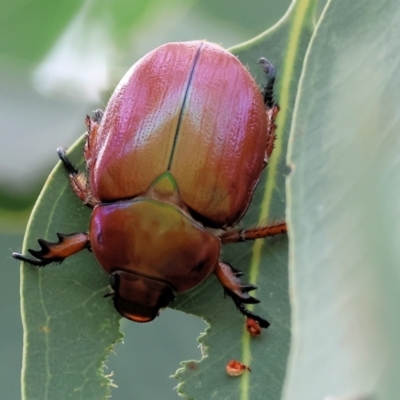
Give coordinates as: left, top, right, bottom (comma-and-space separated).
258, 58, 280, 161
219, 222, 286, 244
12, 232, 90, 267
258, 58, 276, 109
215, 261, 270, 328
90, 109, 104, 124
84, 109, 103, 169
57, 147, 97, 207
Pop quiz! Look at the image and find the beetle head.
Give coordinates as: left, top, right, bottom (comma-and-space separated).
110, 271, 176, 322
91, 196, 220, 323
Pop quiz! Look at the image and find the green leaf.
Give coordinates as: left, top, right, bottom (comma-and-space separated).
18, 1, 319, 399
174, 0, 319, 399
285, 0, 400, 398
19, 144, 122, 400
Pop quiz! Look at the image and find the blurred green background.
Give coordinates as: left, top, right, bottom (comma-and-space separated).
0, 0, 290, 398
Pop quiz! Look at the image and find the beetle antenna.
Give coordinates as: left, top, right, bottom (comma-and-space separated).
258, 57, 276, 109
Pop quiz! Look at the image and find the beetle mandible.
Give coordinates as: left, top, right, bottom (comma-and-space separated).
13, 41, 286, 328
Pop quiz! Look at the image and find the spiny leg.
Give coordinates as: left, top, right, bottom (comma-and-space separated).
217, 222, 286, 327
215, 261, 270, 329
219, 222, 287, 244
12, 232, 90, 267
84, 109, 103, 170
258, 57, 276, 109
57, 147, 96, 207
258, 57, 280, 162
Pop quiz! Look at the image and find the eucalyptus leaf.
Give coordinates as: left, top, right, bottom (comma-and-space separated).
285, 0, 400, 399
174, 0, 319, 399
19, 143, 122, 400
17, 0, 320, 399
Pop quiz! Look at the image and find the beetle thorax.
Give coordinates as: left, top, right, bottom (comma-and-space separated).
89, 173, 220, 321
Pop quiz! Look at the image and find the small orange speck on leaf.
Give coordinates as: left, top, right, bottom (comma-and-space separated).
226, 360, 251, 376
246, 317, 261, 336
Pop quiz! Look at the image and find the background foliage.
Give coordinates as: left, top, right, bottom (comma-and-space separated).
4, 0, 400, 399
285, 0, 400, 398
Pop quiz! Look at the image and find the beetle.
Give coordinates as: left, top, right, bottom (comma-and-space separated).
13, 41, 286, 328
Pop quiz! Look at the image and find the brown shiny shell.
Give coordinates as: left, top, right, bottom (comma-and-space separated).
90, 198, 220, 293
88, 41, 268, 227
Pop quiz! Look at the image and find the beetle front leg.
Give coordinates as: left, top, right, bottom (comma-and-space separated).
219, 222, 286, 244
57, 147, 97, 207
12, 232, 90, 267
215, 261, 270, 328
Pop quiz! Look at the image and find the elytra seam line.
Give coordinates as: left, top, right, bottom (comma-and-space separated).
167, 42, 204, 170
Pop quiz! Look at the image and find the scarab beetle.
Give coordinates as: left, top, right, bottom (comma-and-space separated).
13, 41, 286, 327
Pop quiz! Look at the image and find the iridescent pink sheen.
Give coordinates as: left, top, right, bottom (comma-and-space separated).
89, 41, 268, 226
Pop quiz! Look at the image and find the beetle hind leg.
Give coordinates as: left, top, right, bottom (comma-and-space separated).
258, 57, 276, 109
12, 232, 90, 267
57, 147, 97, 207
215, 261, 270, 328
257, 57, 280, 162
